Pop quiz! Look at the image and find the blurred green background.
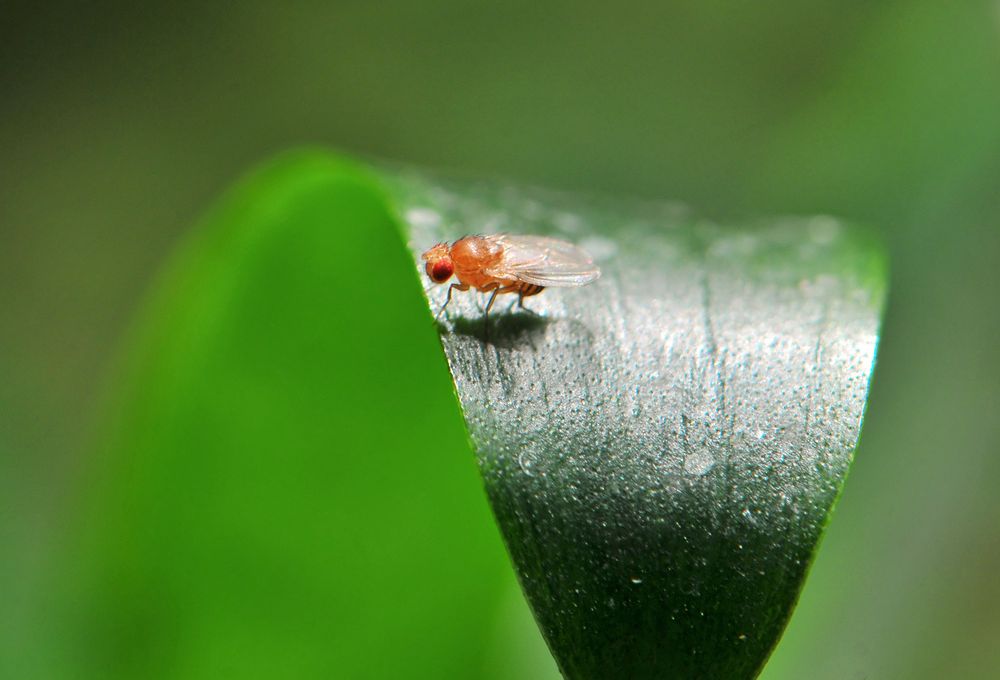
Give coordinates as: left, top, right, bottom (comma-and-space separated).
2, 1, 999, 678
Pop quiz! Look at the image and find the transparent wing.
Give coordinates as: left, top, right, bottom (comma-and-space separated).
483, 234, 601, 287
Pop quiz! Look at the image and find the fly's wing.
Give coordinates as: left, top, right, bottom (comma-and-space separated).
483, 234, 601, 287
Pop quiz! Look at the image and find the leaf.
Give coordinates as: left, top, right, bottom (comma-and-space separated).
58, 151, 528, 679
62, 150, 884, 680
383, 171, 887, 679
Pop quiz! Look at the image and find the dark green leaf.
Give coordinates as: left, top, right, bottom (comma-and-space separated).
385, 171, 887, 679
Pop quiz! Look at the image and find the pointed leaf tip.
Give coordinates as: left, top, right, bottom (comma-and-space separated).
387, 171, 887, 680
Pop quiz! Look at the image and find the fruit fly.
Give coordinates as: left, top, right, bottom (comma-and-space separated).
421, 234, 601, 326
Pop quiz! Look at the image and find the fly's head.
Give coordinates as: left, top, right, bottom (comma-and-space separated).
421, 243, 454, 284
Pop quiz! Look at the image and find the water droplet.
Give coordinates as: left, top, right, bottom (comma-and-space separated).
518, 450, 536, 476
683, 450, 715, 476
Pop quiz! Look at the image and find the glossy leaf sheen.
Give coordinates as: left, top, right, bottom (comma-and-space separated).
386, 172, 886, 679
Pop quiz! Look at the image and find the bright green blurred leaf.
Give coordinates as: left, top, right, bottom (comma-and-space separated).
386, 172, 887, 679
56, 151, 531, 679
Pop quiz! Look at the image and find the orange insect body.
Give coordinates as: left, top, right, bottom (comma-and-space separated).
421, 234, 600, 322
448, 236, 505, 290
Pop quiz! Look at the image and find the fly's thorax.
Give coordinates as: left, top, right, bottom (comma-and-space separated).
450, 236, 503, 267
450, 236, 504, 287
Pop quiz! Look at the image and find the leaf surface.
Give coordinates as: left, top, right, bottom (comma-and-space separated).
386, 171, 887, 679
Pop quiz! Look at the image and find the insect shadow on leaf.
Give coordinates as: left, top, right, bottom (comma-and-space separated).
445, 308, 551, 347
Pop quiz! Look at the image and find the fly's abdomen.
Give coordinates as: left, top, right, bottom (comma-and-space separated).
518, 283, 545, 297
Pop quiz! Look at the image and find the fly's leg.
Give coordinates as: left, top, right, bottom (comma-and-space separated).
436, 283, 468, 321
483, 284, 519, 340
516, 285, 545, 316
483, 288, 500, 339
516, 291, 538, 315
506, 290, 537, 315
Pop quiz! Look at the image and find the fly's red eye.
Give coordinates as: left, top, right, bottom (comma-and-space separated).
431, 260, 453, 282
